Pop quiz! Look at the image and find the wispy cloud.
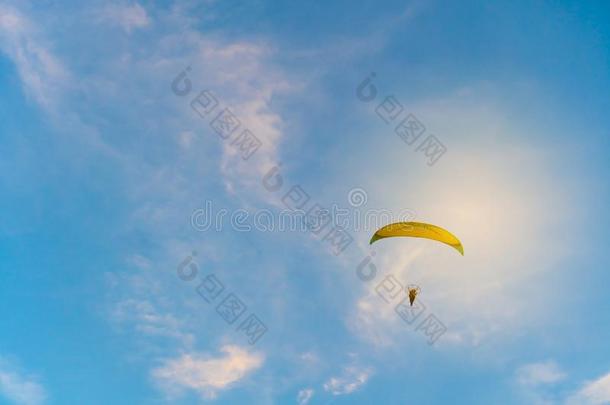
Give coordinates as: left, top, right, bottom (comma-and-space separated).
0, 4, 69, 110
111, 298, 194, 347
516, 361, 566, 386
0, 357, 46, 405
512, 360, 568, 405
151, 345, 264, 399
96, 3, 151, 33
297, 388, 314, 404
567, 371, 610, 405
323, 364, 372, 396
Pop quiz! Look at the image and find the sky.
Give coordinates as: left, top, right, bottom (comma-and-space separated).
1, 0, 610, 404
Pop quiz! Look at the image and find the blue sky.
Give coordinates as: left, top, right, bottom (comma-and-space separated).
1, 1, 610, 404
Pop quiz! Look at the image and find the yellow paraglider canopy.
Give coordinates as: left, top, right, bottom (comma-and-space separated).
370, 221, 464, 255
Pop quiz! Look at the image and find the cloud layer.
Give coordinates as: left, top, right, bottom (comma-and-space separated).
152, 345, 264, 399
0, 357, 46, 405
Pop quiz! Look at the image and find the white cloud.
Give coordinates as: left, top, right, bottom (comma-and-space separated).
0, 1, 295, 213
126, 253, 152, 270
0, 5, 69, 110
152, 345, 264, 399
112, 298, 194, 347
0, 4, 126, 160
97, 3, 150, 33
567, 371, 610, 405
178, 131, 196, 149
87, 2, 293, 206
299, 352, 319, 364
0, 357, 46, 405
513, 361, 566, 404
323, 365, 372, 395
297, 388, 314, 404
163, 32, 293, 202
516, 361, 566, 387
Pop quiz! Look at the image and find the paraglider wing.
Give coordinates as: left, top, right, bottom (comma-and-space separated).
370, 221, 464, 255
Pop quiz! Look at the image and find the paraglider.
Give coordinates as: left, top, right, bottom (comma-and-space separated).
370, 221, 463, 305
370, 221, 463, 255
407, 285, 420, 306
